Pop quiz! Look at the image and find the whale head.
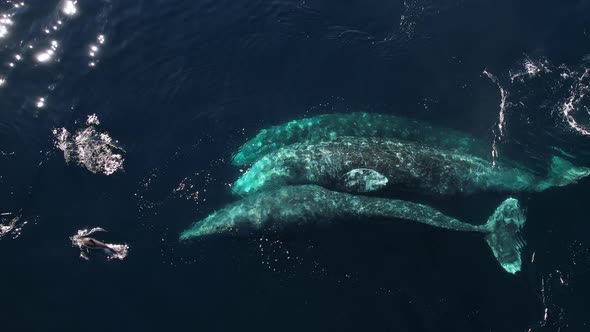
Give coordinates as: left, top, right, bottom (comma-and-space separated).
180, 207, 249, 239
180, 195, 278, 240
232, 152, 299, 196
231, 133, 279, 166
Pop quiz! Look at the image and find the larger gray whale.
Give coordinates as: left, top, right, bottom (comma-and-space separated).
232, 112, 486, 165
180, 185, 526, 274
232, 137, 590, 196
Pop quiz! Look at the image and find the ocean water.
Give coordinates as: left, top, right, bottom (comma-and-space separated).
1, 0, 590, 331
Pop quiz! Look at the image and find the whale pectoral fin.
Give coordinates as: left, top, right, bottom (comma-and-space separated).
342, 168, 389, 193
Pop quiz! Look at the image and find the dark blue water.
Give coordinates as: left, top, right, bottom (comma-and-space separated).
1, 0, 590, 331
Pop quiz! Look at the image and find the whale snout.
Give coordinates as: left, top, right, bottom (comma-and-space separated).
232, 162, 292, 196
231, 174, 261, 196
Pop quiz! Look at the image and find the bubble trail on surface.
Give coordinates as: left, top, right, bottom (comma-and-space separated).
483, 69, 509, 167
500, 56, 590, 146
561, 68, 590, 136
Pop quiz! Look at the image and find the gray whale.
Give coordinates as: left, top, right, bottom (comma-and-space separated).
232, 137, 590, 196
180, 185, 526, 274
232, 112, 486, 165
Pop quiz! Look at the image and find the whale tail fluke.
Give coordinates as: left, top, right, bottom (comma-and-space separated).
482, 198, 526, 274
536, 156, 590, 191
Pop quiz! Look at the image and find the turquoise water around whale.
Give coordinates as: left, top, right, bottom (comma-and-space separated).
1, 1, 590, 331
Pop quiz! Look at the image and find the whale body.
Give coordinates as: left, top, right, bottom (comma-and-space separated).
232, 137, 590, 196
231, 112, 487, 165
180, 185, 526, 274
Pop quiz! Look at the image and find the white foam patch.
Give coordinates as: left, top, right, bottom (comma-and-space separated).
505, 57, 590, 137
510, 58, 552, 82
0, 213, 28, 239
0, 218, 16, 237
86, 113, 100, 125
561, 68, 590, 136
70, 227, 129, 261
52, 114, 125, 175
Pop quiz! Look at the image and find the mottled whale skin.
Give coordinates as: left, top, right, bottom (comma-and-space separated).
180, 185, 526, 274
231, 112, 487, 165
232, 137, 590, 196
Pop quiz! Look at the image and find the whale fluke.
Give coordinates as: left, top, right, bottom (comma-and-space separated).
481, 198, 526, 274
535, 156, 590, 191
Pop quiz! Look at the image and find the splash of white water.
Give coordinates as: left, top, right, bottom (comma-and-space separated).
70, 227, 129, 260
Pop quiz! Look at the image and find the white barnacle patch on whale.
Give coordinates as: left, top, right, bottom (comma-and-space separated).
342, 168, 388, 192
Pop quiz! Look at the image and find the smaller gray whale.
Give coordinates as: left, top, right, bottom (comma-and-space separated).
180, 185, 526, 274
232, 137, 590, 196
